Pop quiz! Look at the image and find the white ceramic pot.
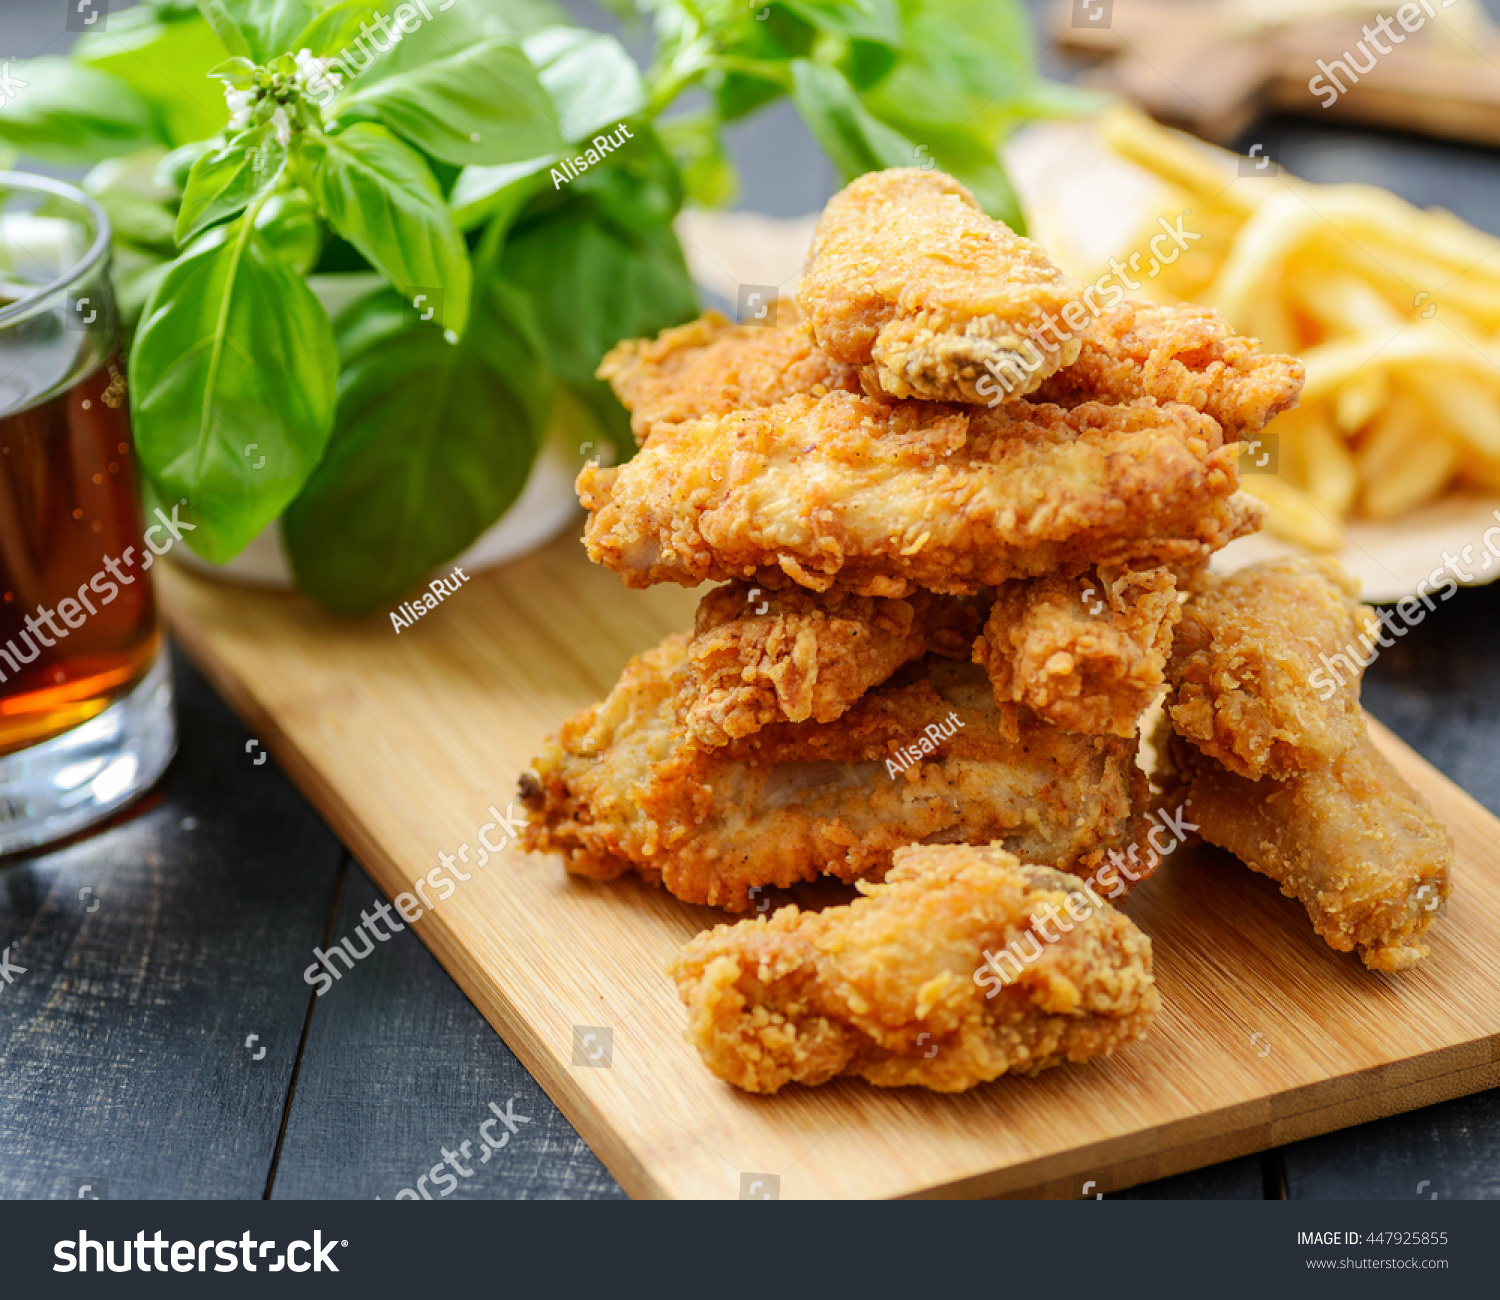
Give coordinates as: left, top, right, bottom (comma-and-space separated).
166, 273, 584, 590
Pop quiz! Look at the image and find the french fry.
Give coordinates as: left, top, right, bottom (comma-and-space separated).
1093, 106, 1500, 543
1302, 415, 1360, 518
1406, 369, 1500, 458
1241, 474, 1347, 551
1362, 434, 1459, 521
1333, 366, 1387, 434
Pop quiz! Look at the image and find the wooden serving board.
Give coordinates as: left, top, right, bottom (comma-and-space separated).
156, 533, 1500, 1200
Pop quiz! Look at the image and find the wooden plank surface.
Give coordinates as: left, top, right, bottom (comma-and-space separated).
271, 863, 623, 1201
152, 532, 1500, 1201
0, 655, 344, 1200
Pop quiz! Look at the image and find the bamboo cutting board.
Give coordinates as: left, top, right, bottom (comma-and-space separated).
156, 534, 1500, 1200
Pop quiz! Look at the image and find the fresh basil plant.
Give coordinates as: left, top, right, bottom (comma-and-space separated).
0, 0, 1087, 612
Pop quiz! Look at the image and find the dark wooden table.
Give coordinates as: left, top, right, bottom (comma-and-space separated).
2, 0, 1499, 1202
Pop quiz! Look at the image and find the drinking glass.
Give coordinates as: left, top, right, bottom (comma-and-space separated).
0, 172, 175, 855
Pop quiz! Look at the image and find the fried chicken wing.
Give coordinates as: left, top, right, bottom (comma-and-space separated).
596, 306, 861, 444
684, 582, 984, 746
798, 169, 1086, 403
579, 390, 1262, 596
1032, 302, 1306, 442
976, 565, 1180, 738
1167, 733, 1454, 972
667, 843, 1159, 1092
519, 633, 1148, 911
1166, 557, 1375, 780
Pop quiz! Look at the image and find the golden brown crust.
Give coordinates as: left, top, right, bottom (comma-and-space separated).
1172, 733, 1453, 971
596, 307, 861, 444
667, 844, 1159, 1092
519, 632, 1150, 912
798, 169, 1086, 402
684, 583, 984, 745
579, 390, 1262, 596
976, 565, 1180, 738
1166, 557, 1375, 780
1032, 302, 1306, 443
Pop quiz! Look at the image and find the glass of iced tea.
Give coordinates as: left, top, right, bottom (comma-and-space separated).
0, 173, 175, 855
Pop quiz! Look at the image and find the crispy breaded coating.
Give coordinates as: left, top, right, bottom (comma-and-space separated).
976, 566, 1180, 738
1032, 302, 1306, 442
684, 582, 984, 746
1166, 557, 1376, 780
579, 390, 1263, 597
1168, 734, 1454, 972
596, 306, 861, 444
798, 169, 1086, 403
667, 844, 1159, 1093
519, 633, 1148, 912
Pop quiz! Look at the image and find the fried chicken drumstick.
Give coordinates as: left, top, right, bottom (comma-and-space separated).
1166, 557, 1374, 779
1162, 559, 1454, 971
519, 632, 1148, 911
668, 843, 1159, 1093
798, 169, 1087, 403
580, 390, 1262, 596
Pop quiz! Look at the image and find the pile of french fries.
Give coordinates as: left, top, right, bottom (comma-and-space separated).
1098, 105, 1500, 550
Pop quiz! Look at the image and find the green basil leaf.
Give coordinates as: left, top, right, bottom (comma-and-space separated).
522, 27, 645, 143
176, 129, 286, 246
449, 157, 555, 234
0, 59, 160, 165
311, 122, 472, 335
195, 1, 253, 58
284, 278, 553, 612
340, 36, 562, 166
129, 217, 339, 561
293, 1, 388, 58
499, 165, 697, 445
255, 191, 324, 273
788, 60, 913, 180
201, 0, 322, 62
76, 9, 230, 147
656, 112, 737, 208
777, 0, 902, 45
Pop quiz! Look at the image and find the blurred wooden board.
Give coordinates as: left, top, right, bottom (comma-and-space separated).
156, 532, 1500, 1200
1053, 0, 1500, 147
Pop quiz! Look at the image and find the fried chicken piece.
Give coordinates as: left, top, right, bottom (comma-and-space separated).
798, 169, 1086, 403
1032, 302, 1306, 443
596, 306, 861, 444
519, 633, 1149, 912
667, 844, 1159, 1093
684, 582, 984, 746
975, 566, 1180, 738
579, 390, 1262, 597
1166, 557, 1376, 780
1167, 733, 1454, 972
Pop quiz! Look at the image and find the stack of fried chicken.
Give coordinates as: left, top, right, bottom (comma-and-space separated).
519, 170, 1455, 1095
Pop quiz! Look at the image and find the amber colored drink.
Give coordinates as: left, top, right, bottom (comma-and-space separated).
0, 354, 158, 756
